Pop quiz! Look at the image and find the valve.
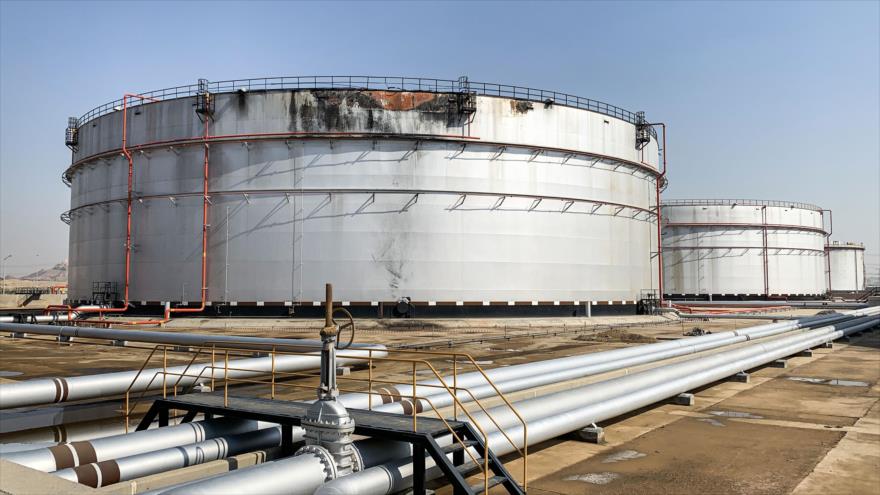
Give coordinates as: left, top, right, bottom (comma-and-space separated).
296, 283, 361, 478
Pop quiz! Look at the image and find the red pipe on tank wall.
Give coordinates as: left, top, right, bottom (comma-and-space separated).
126, 109, 211, 325
48, 94, 158, 320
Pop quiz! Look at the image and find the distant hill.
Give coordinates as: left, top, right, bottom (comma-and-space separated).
22, 262, 67, 282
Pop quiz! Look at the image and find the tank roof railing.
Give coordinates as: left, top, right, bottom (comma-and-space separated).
74, 76, 652, 130
828, 240, 865, 248
661, 198, 823, 212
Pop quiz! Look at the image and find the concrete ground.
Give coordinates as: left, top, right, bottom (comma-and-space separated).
0, 313, 877, 494
496, 330, 880, 495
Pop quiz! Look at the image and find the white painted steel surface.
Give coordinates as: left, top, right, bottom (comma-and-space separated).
826, 242, 866, 291
64, 83, 660, 306
661, 199, 827, 296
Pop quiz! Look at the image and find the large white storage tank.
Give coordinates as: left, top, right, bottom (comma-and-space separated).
61, 77, 663, 314
826, 241, 866, 292
661, 199, 828, 298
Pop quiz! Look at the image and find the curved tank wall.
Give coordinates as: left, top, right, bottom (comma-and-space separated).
63, 78, 661, 308
826, 242, 866, 291
661, 199, 828, 297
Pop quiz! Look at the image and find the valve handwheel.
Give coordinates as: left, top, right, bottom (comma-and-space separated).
332, 306, 355, 350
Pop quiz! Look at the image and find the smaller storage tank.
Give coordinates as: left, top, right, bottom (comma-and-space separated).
826, 241, 866, 292
661, 199, 829, 298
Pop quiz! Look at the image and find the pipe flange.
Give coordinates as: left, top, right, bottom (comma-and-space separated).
295, 444, 337, 481
350, 443, 365, 473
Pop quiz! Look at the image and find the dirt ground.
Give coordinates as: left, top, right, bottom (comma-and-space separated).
1, 312, 878, 494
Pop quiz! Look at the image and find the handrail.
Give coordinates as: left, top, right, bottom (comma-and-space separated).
179, 371, 488, 477
205, 363, 527, 467
122, 341, 529, 491
827, 241, 866, 249
663, 221, 828, 235
74, 75, 650, 129
661, 198, 823, 212
123, 345, 256, 429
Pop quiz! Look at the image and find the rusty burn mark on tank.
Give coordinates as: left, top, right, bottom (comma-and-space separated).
287, 89, 458, 132
511, 100, 534, 114
366, 91, 447, 112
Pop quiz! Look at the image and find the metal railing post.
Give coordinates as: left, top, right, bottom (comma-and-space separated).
210, 346, 215, 391
124, 391, 129, 433
453, 355, 458, 421
412, 362, 417, 431
368, 349, 373, 411
224, 350, 229, 407
271, 345, 276, 399
162, 346, 167, 398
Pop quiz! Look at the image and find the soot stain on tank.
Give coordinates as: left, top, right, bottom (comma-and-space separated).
287, 91, 298, 132
286, 89, 457, 133
237, 90, 247, 112
511, 100, 534, 114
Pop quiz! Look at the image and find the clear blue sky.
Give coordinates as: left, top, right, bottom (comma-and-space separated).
1, 0, 878, 279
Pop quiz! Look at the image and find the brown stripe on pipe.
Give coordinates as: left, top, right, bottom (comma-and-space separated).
415, 399, 424, 413
374, 387, 393, 404
386, 385, 402, 402
52, 378, 63, 403
97, 460, 121, 486
73, 464, 100, 488
52, 425, 62, 443
48, 444, 76, 469
59, 378, 70, 402
400, 399, 414, 415
70, 441, 98, 464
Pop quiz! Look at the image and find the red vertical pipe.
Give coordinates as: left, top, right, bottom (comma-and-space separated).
761, 206, 769, 297
128, 106, 211, 325
166, 113, 211, 317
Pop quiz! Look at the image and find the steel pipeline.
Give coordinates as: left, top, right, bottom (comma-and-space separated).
316, 314, 878, 494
